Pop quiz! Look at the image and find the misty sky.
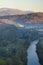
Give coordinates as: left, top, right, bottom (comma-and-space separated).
0, 0, 43, 12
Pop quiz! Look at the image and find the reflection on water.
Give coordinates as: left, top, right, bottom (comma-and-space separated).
27, 40, 41, 65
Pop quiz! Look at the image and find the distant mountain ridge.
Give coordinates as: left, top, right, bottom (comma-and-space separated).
0, 8, 26, 16
0, 8, 34, 16
0, 10, 43, 27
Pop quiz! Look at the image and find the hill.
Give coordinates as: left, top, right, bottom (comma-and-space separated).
0, 8, 25, 16
0, 12, 43, 25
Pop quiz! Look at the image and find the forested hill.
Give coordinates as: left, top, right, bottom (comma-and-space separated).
0, 12, 43, 24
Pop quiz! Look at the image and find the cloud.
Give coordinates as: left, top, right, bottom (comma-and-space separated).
17, 23, 24, 27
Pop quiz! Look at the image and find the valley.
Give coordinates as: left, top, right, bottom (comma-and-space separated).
0, 10, 43, 65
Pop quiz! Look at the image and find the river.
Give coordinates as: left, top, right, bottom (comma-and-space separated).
27, 40, 41, 65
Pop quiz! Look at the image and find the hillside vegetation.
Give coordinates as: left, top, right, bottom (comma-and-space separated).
0, 23, 39, 65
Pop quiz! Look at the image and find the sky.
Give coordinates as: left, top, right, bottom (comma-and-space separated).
0, 0, 43, 12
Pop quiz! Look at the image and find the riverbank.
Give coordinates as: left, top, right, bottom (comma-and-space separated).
27, 40, 40, 65
36, 39, 43, 65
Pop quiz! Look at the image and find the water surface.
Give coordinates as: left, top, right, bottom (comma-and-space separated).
27, 40, 41, 65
